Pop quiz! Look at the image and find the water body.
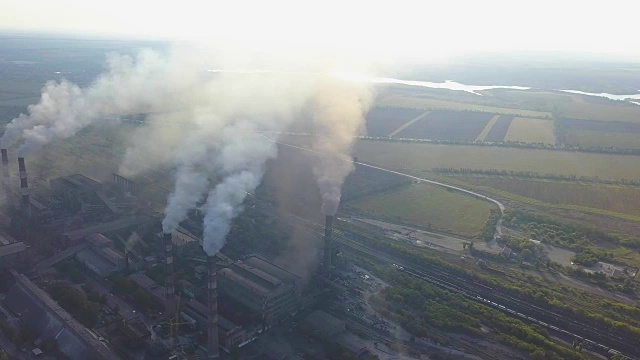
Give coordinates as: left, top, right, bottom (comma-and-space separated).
558, 89, 640, 102
208, 69, 530, 96
208, 69, 640, 101
364, 77, 530, 96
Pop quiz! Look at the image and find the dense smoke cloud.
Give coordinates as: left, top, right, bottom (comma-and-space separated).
1, 42, 375, 258
0, 50, 204, 155
311, 79, 373, 215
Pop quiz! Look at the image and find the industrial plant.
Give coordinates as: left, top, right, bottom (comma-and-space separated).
0, 146, 359, 360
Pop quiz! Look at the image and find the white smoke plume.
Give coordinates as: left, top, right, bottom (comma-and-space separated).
1, 49, 203, 155
1, 40, 376, 258
311, 79, 373, 215
200, 121, 288, 255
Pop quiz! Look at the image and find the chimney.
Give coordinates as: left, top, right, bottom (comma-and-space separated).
1, 149, 13, 209
17, 157, 30, 216
323, 215, 334, 273
163, 232, 176, 315
124, 248, 130, 269
207, 255, 219, 359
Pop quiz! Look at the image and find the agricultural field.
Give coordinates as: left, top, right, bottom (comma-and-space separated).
364, 107, 425, 137
486, 88, 640, 122
450, 176, 640, 218
560, 118, 640, 149
353, 140, 640, 181
556, 100, 640, 122
473, 115, 499, 141
377, 95, 552, 118
564, 130, 640, 149
346, 182, 495, 237
483, 115, 513, 142
504, 117, 556, 144
394, 110, 493, 141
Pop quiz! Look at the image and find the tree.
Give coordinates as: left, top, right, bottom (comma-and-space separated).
530, 350, 546, 360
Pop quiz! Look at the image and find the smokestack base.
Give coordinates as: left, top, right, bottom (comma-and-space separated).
163, 232, 175, 315
323, 215, 334, 273
207, 255, 219, 359
1, 149, 8, 165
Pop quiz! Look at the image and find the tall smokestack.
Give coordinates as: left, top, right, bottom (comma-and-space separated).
1, 149, 13, 210
323, 215, 334, 273
163, 232, 175, 315
17, 157, 29, 216
207, 255, 219, 359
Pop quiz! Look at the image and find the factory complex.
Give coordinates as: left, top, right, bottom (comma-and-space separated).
0, 148, 343, 360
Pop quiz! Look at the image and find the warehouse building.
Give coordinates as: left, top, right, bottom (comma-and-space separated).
218, 256, 300, 325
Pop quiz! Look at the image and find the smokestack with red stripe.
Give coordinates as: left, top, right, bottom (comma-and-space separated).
163, 232, 176, 315
17, 157, 29, 216
207, 255, 219, 359
1, 149, 13, 209
323, 215, 334, 273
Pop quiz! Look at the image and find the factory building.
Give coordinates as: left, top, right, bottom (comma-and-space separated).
75, 233, 126, 277
50, 174, 102, 212
128, 271, 167, 307
0, 233, 29, 269
218, 256, 300, 325
183, 299, 249, 352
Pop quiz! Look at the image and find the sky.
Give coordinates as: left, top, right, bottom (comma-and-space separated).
1, 0, 639, 64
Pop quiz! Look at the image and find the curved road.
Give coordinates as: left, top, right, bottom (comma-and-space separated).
267, 136, 506, 237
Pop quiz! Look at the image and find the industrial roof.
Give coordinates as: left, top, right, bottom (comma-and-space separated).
76, 249, 118, 278
233, 262, 282, 288
302, 310, 346, 337
128, 272, 157, 290
87, 233, 112, 248
0, 241, 27, 257
243, 256, 300, 286
64, 216, 149, 241
53, 174, 101, 190
220, 268, 270, 297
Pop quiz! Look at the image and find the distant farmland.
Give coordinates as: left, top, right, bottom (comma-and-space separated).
378, 96, 552, 118
452, 176, 640, 219
565, 130, 640, 149
483, 115, 513, 142
560, 118, 640, 149
556, 101, 640, 123
365, 107, 425, 137
395, 110, 493, 141
346, 182, 495, 238
504, 118, 556, 144
353, 140, 640, 181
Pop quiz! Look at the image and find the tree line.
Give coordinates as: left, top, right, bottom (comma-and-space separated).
433, 167, 640, 186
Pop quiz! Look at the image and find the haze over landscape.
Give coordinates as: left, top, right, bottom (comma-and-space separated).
0, 1, 639, 360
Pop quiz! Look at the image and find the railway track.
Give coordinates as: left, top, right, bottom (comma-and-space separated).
332, 235, 639, 359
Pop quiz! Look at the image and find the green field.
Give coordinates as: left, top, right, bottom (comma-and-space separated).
346, 182, 495, 237
504, 117, 556, 144
565, 129, 640, 149
377, 96, 551, 118
353, 140, 640, 181
450, 176, 640, 219
556, 101, 640, 122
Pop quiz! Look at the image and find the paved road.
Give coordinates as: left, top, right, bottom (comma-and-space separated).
268, 136, 506, 237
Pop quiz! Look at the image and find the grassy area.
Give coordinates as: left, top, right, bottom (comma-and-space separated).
346, 182, 495, 237
565, 129, 640, 149
377, 96, 552, 118
353, 140, 640, 181
557, 101, 640, 123
504, 117, 556, 144
453, 177, 640, 218
488, 89, 640, 122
